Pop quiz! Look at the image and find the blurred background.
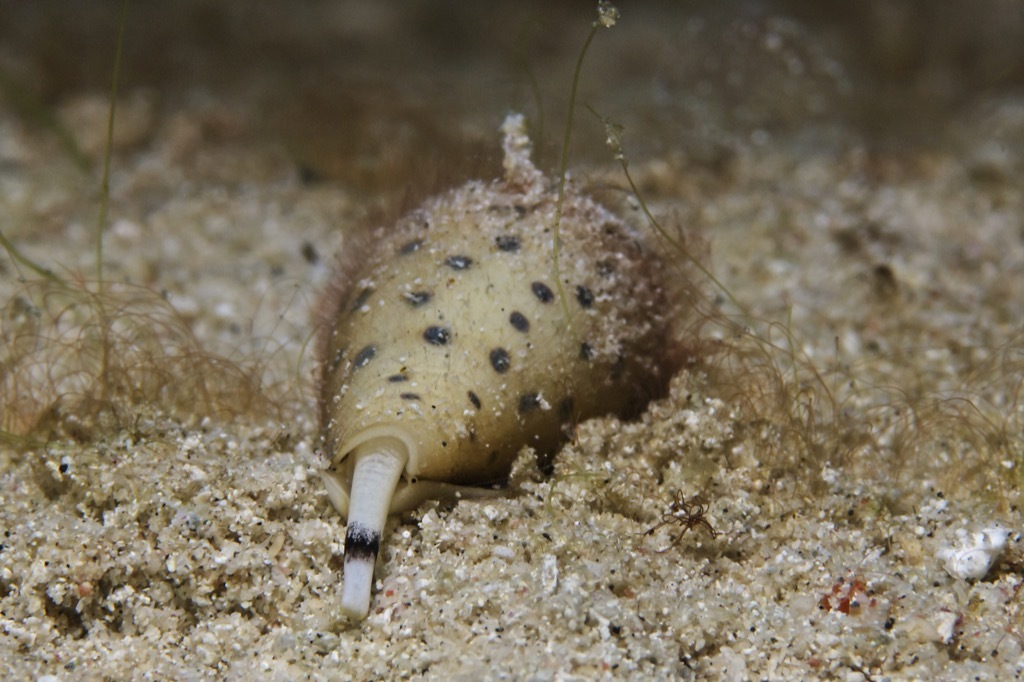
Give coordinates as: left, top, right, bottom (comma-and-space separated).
2, 0, 1023, 192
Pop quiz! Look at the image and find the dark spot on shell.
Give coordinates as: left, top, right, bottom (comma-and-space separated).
404, 291, 432, 307
300, 241, 319, 264
468, 391, 482, 409
531, 281, 554, 303
441, 441, 448, 448
353, 345, 376, 369
518, 392, 541, 414
575, 285, 595, 308
400, 392, 421, 401
509, 311, 529, 332
489, 348, 511, 373
514, 204, 527, 217
579, 342, 594, 361
399, 239, 423, 255
387, 374, 408, 383
496, 235, 520, 252
445, 255, 473, 270
351, 287, 373, 312
423, 326, 450, 345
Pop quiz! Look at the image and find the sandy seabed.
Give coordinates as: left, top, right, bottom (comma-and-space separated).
2, 2, 1024, 679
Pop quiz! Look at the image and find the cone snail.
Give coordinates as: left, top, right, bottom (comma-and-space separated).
318, 113, 687, 619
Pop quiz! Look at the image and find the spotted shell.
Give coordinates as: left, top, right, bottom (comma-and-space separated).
318, 113, 687, 618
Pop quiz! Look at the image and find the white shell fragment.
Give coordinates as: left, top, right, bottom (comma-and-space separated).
937, 527, 1010, 580
933, 610, 961, 644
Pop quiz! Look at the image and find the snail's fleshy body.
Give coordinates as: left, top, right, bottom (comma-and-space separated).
318, 114, 686, 619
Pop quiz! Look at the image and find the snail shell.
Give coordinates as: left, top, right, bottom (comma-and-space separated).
318, 113, 687, 619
